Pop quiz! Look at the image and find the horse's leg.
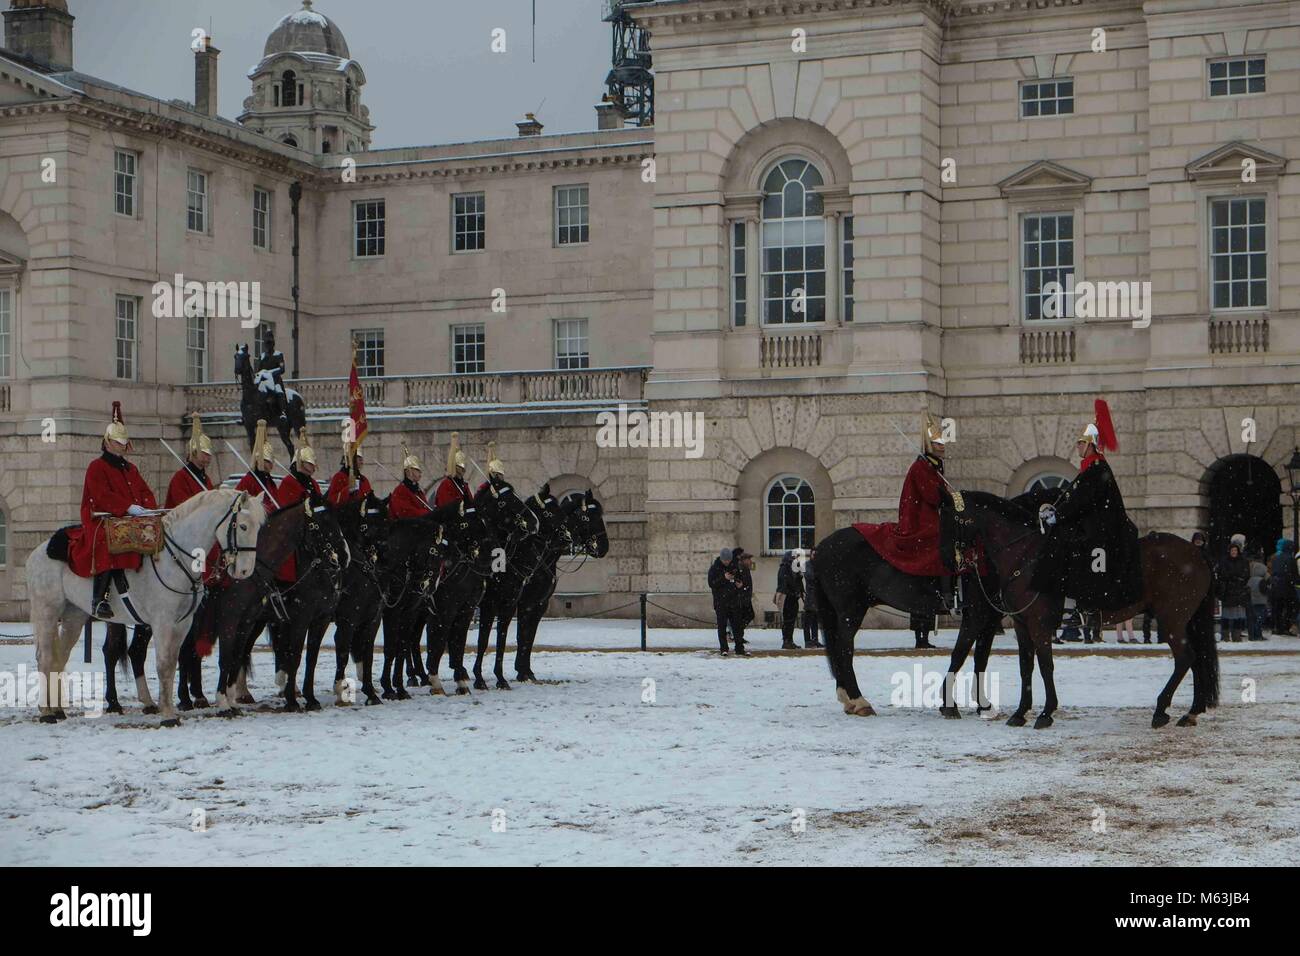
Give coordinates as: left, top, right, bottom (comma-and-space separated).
426, 613, 448, 696
832, 603, 874, 716
450, 602, 475, 694
1154, 622, 1193, 729
333, 617, 354, 705
302, 620, 326, 711
1032, 640, 1057, 729
473, 594, 494, 690
493, 607, 513, 690
128, 625, 157, 715
356, 613, 383, 705
176, 622, 199, 711
972, 619, 999, 718
153, 625, 181, 726
102, 622, 127, 714
48, 610, 86, 720
940, 619, 976, 718
279, 619, 308, 713
1006, 624, 1036, 727
380, 609, 398, 699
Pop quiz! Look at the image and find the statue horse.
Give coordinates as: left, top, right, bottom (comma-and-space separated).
939, 489, 1218, 728
235, 345, 305, 459
26, 489, 266, 725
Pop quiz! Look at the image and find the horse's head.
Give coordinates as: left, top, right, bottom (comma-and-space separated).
432, 497, 493, 568
234, 345, 250, 379
478, 475, 535, 536
561, 489, 608, 558
301, 495, 349, 586
219, 490, 267, 580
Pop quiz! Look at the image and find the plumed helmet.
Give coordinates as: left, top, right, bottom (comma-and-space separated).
293, 426, 316, 467
401, 442, 422, 473
188, 412, 213, 457
446, 431, 466, 475
487, 440, 505, 477
253, 419, 274, 467
104, 400, 130, 447
923, 412, 944, 455
1081, 398, 1119, 452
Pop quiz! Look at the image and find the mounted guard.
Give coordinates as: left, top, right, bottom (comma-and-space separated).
389, 443, 431, 518
433, 431, 473, 508
235, 419, 280, 508
1029, 399, 1143, 611
65, 402, 160, 619
326, 441, 373, 507
165, 413, 215, 508
276, 427, 323, 583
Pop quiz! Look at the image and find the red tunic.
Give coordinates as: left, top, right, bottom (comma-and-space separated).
67, 453, 159, 577
275, 470, 322, 582
1079, 451, 1106, 473
855, 455, 947, 577
432, 475, 472, 510
389, 479, 431, 519
236, 470, 279, 510
164, 464, 213, 509
325, 470, 373, 508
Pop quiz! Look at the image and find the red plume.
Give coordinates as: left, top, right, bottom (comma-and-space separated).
1094, 398, 1118, 452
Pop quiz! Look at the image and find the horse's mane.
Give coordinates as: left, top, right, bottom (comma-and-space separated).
957, 489, 1038, 526
163, 487, 243, 526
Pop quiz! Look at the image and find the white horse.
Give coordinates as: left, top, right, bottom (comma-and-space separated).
25, 488, 267, 725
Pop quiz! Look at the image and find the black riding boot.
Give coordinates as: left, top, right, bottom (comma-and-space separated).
92, 572, 114, 618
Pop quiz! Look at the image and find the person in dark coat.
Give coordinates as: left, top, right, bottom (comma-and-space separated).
909, 610, 937, 649
1030, 402, 1142, 611
801, 548, 822, 648
732, 547, 755, 654
1268, 539, 1297, 636
775, 549, 802, 649
707, 547, 747, 656
1217, 542, 1250, 642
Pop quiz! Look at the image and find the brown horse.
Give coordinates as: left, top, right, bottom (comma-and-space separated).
939, 490, 1218, 729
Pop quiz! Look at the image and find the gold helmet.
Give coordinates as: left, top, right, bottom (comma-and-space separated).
104, 400, 130, 448
401, 442, 422, 473
923, 412, 945, 456
292, 426, 316, 467
253, 419, 274, 468
187, 412, 213, 457
446, 431, 466, 476
486, 441, 505, 478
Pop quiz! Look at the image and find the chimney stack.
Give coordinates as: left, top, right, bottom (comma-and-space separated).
3, 0, 74, 73
194, 35, 220, 117
596, 98, 628, 130
516, 112, 543, 137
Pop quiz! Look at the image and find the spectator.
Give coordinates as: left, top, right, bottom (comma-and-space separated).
1217, 541, 1250, 642
1056, 602, 1083, 644
909, 610, 937, 649
1268, 539, 1296, 636
707, 547, 744, 657
1248, 546, 1270, 642
1141, 609, 1166, 645
801, 548, 822, 648
1083, 609, 1103, 644
732, 547, 755, 655
1115, 616, 1136, 644
774, 549, 801, 650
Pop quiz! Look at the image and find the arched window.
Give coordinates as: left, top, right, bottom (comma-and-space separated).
281, 70, 298, 107
761, 158, 825, 324
765, 476, 815, 553
1025, 473, 1069, 494
281, 134, 299, 149
0, 507, 7, 567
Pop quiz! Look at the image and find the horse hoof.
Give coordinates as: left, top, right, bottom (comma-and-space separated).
842, 697, 875, 717
193, 696, 210, 709
418, 675, 431, 687
1006, 714, 1027, 727
977, 708, 1002, 721
1151, 712, 1170, 729
38, 713, 59, 724
939, 706, 961, 719
364, 695, 382, 706
219, 708, 240, 719
473, 678, 488, 691
1176, 713, 1197, 727
236, 695, 256, 705
381, 689, 396, 700
496, 680, 512, 691
177, 700, 194, 712
429, 680, 446, 696
304, 699, 321, 712
395, 689, 411, 701
282, 701, 300, 714
105, 702, 123, 715
160, 718, 181, 728
1033, 714, 1054, 729
406, 676, 420, 687
142, 705, 159, 716
455, 685, 471, 696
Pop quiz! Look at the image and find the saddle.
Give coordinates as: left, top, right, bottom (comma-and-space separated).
104, 515, 165, 557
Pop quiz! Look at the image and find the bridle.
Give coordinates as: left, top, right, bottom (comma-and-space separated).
946, 490, 1043, 618
153, 492, 259, 620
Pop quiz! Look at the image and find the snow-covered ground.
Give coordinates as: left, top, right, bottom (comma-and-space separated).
1, 620, 1297, 866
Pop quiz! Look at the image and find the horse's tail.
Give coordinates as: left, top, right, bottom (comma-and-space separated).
1189, 565, 1220, 709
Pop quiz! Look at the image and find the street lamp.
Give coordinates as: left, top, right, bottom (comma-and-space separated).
1286, 447, 1300, 544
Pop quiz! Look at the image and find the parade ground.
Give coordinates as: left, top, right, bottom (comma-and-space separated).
2, 621, 1296, 867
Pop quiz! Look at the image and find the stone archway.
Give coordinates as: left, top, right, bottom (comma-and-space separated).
1204, 454, 1282, 557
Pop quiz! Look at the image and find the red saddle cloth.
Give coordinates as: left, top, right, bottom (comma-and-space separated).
854, 457, 948, 577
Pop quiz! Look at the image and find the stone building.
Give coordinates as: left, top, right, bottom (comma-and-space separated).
1, 0, 1298, 626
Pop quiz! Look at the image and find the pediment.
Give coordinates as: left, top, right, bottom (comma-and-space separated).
0, 249, 26, 275
998, 161, 1092, 201
1186, 141, 1286, 182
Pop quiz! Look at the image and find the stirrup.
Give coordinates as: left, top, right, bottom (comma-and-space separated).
267, 587, 289, 623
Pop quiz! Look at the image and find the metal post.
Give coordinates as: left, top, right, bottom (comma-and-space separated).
83, 618, 91, 663
640, 593, 647, 651
289, 180, 302, 379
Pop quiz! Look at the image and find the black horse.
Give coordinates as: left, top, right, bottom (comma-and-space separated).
511, 490, 609, 683
810, 521, 1001, 717
939, 489, 1218, 728
235, 345, 305, 458
473, 485, 563, 690
379, 500, 488, 699
425, 478, 531, 694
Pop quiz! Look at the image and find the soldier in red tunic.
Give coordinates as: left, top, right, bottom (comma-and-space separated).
389, 443, 432, 518
275, 428, 322, 582
325, 442, 373, 508
67, 402, 159, 619
432, 431, 473, 509
235, 419, 280, 508
856, 413, 950, 596
474, 442, 506, 497
164, 413, 215, 508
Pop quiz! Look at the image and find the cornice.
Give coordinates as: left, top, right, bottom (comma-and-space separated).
329, 148, 653, 188
628, 0, 1126, 30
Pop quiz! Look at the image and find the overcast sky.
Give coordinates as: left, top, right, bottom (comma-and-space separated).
71, 0, 615, 147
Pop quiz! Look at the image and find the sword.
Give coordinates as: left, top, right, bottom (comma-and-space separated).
370, 456, 433, 512
888, 419, 958, 494
223, 439, 279, 507
160, 437, 208, 495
